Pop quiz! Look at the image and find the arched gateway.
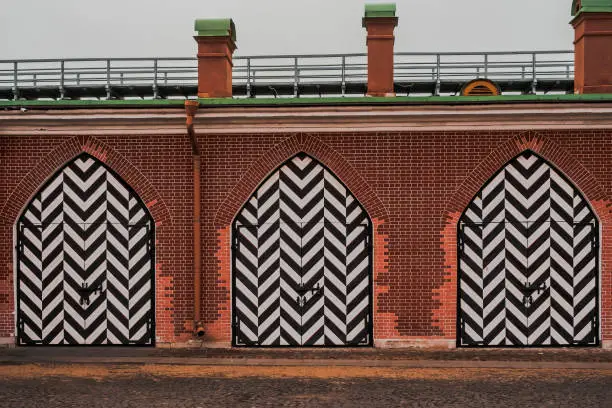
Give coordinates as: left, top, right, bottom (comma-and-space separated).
458, 151, 599, 347
16, 153, 155, 345
232, 153, 373, 346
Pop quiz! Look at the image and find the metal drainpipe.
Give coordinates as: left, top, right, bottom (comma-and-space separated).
185, 100, 204, 338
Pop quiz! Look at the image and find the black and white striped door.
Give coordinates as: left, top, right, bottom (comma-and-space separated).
17, 154, 155, 345
233, 154, 372, 346
459, 152, 598, 347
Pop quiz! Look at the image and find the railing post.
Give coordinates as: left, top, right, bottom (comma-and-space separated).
105, 59, 111, 100
59, 60, 65, 99
246, 57, 252, 98
341, 55, 346, 96
153, 59, 159, 99
484, 53, 489, 78
434, 54, 441, 96
12, 61, 19, 100
293, 57, 299, 97
531, 52, 537, 94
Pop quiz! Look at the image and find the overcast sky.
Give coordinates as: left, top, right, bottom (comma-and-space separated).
0, 0, 575, 59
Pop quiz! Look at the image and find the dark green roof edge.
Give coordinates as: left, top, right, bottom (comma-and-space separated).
572, 0, 612, 16
194, 18, 236, 42
3, 94, 612, 109
364, 3, 396, 17
197, 94, 612, 106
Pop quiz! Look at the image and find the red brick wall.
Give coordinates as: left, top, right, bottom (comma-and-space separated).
2, 127, 612, 346
199, 130, 612, 345
0, 135, 193, 343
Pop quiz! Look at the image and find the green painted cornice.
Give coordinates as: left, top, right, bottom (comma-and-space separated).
572, 0, 612, 17
364, 3, 396, 18
194, 18, 236, 42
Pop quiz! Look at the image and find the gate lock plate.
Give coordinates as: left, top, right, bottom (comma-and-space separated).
77, 282, 104, 305
295, 283, 323, 296
521, 281, 547, 295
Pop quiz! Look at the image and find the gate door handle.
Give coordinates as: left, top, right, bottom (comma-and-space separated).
77, 282, 104, 305
537, 283, 547, 295
310, 283, 323, 295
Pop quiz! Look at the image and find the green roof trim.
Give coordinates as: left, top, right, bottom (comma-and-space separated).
197, 94, 612, 106
572, 0, 612, 16
2, 94, 612, 109
194, 18, 236, 42
364, 3, 396, 18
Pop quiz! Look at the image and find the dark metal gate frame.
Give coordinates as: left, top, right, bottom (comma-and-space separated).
14, 153, 156, 347
456, 151, 600, 348
231, 154, 374, 348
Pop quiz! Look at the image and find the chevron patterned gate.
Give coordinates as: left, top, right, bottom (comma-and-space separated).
233, 154, 372, 346
458, 151, 599, 347
16, 154, 155, 345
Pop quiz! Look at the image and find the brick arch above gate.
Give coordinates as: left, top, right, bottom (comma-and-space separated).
0, 136, 170, 226
444, 131, 608, 220
214, 133, 389, 227
435, 131, 610, 339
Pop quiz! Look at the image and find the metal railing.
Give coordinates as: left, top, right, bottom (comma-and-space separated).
0, 50, 574, 100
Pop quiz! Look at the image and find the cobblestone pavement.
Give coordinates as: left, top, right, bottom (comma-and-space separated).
1, 364, 611, 408
2, 346, 612, 362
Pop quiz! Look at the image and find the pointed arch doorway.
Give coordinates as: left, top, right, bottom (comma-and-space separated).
16, 153, 155, 346
458, 151, 599, 347
232, 153, 373, 347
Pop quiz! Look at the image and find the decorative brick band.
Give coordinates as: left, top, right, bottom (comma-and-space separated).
213, 133, 389, 227
444, 131, 607, 216
0, 135, 170, 226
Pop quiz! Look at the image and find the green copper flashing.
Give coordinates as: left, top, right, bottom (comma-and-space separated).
572, 0, 612, 17
194, 18, 236, 42
196, 94, 612, 106
364, 3, 396, 18
2, 94, 612, 109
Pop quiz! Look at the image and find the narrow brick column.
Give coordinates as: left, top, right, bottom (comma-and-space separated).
194, 19, 237, 98
362, 4, 398, 97
571, 1, 612, 93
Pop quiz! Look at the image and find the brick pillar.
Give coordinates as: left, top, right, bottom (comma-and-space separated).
362, 3, 398, 97
194, 19, 237, 98
571, 1, 612, 94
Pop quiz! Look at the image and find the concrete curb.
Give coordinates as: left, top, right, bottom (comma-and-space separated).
2, 357, 612, 370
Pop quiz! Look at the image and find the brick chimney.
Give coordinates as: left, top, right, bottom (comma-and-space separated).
571, 0, 612, 94
362, 3, 398, 97
194, 19, 237, 98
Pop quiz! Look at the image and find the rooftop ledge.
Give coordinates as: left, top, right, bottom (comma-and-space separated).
2, 94, 612, 109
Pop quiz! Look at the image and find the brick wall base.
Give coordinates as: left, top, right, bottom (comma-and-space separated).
2, 125, 612, 348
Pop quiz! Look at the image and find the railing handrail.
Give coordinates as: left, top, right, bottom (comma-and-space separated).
0, 50, 574, 64
0, 50, 576, 99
